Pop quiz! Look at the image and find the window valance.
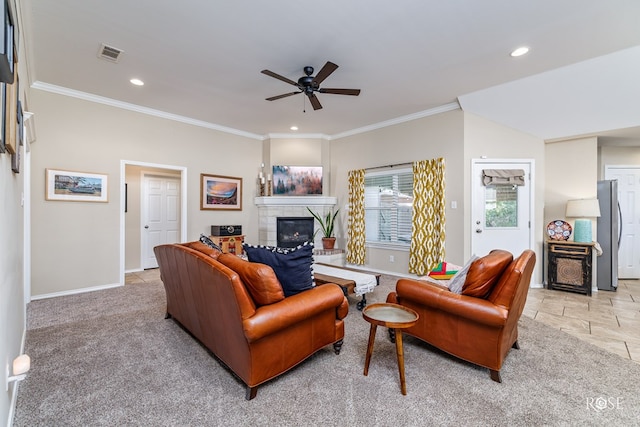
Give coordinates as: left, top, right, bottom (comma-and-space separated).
482, 169, 525, 186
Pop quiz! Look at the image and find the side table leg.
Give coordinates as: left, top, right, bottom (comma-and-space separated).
363, 323, 377, 376
394, 329, 408, 395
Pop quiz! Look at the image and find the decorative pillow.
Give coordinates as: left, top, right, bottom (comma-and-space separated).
447, 255, 478, 294
428, 261, 460, 280
462, 250, 513, 298
199, 234, 223, 253
217, 253, 285, 306
243, 242, 314, 297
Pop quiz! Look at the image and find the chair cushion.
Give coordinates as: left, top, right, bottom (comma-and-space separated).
183, 240, 221, 259
217, 253, 285, 306
243, 242, 314, 297
462, 250, 513, 298
447, 255, 478, 294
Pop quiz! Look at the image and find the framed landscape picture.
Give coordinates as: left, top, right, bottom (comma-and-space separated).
45, 169, 109, 202
200, 173, 242, 210
272, 166, 323, 195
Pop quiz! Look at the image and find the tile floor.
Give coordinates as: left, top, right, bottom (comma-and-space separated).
127, 269, 640, 364
524, 279, 640, 364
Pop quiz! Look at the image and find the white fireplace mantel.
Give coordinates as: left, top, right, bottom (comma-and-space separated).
254, 196, 337, 206
255, 196, 337, 246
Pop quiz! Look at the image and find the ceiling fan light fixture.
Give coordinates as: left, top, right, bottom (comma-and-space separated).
510, 46, 529, 57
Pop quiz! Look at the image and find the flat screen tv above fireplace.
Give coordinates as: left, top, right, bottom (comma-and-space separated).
277, 217, 314, 248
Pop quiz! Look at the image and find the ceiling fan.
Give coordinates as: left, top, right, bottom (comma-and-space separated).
261, 61, 361, 111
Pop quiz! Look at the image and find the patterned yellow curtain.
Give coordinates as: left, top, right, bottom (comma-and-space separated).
347, 169, 366, 265
409, 158, 446, 275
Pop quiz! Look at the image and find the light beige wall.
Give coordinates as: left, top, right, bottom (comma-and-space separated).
331, 109, 465, 275
463, 112, 545, 284
265, 137, 330, 194
1, 10, 27, 421
599, 145, 640, 177
545, 137, 598, 236
30, 90, 261, 296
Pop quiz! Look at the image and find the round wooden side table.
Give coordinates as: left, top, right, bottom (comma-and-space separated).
362, 302, 419, 395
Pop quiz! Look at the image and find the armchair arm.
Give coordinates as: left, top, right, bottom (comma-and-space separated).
396, 279, 508, 327
243, 284, 347, 342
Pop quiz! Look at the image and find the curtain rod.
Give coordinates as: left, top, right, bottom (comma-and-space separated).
365, 162, 413, 171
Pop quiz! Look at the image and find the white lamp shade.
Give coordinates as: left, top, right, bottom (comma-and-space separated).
566, 198, 601, 218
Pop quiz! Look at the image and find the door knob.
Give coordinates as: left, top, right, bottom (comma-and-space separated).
476, 228, 482, 233
144, 225, 149, 229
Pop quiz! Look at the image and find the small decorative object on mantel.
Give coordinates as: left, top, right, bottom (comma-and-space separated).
307, 207, 339, 250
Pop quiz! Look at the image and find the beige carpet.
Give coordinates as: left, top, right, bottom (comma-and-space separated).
14, 274, 640, 426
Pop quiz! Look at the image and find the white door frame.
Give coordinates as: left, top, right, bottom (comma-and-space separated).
120, 160, 187, 284
470, 158, 536, 257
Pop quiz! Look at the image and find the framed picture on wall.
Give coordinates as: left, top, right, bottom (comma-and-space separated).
272, 166, 323, 195
45, 169, 109, 202
200, 173, 242, 210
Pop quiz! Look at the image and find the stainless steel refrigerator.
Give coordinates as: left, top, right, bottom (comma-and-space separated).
596, 180, 620, 291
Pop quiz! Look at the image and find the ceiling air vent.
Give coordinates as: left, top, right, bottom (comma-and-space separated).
97, 43, 124, 63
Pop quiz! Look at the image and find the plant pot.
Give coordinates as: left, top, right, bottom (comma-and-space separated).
322, 237, 336, 250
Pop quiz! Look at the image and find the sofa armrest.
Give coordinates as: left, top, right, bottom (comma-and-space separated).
243, 284, 347, 342
396, 279, 508, 327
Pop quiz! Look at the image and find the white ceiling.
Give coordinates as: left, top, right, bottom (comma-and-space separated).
20, 0, 640, 141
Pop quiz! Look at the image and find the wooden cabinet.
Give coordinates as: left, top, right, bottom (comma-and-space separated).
209, 235, 245, 255
546, 240, 595, 296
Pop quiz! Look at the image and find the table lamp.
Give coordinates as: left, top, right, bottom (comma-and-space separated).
565, 198, 601, 243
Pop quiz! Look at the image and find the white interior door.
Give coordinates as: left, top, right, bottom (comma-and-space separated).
142, 174, 181, 269
605, 166, 640, 279
471, 160, 533, 258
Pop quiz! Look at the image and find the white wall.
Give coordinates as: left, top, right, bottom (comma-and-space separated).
29, 90, 262, 297
330, 109, 465, 275
545, 137, 598, 234
463, 112, 545, 284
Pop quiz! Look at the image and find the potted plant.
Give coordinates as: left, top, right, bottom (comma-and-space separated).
307, 207, 340, 250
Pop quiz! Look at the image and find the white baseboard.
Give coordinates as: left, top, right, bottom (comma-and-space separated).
31, 282, 123, 301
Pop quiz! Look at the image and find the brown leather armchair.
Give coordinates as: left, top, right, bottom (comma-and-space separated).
386, 250, 536, 382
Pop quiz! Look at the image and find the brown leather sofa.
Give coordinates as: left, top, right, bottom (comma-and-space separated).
154, 241, 349, 400
386, 249, 536, 382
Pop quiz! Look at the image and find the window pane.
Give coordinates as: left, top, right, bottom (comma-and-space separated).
485, 185, 518, 227
364, 169, 413, 245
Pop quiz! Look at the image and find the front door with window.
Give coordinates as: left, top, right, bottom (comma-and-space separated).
471, 160, 533, 258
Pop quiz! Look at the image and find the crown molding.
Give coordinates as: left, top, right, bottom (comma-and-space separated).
266, 133, 330, 140
32, 81, 460, 142
31, 81, 264, 140
329, 102, 461, 140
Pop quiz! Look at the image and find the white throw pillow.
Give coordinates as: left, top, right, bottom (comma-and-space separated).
447, 255, 478, 294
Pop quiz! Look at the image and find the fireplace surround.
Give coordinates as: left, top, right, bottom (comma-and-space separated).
255, 196, 337, 247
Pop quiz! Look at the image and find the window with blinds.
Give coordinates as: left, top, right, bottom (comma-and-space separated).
364, 168, 413, 247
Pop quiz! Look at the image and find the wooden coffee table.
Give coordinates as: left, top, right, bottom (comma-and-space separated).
313, 264, 380, 310
362, 303, 419, 395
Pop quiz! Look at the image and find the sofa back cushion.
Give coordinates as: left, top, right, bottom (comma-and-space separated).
217, 253, 285, 306
462, 250, 513, 298
182, 241, 221, 259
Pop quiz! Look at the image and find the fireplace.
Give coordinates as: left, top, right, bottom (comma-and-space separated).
277, 217, 314, 247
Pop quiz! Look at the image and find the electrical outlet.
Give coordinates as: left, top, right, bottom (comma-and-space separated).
389, 255, 395, 262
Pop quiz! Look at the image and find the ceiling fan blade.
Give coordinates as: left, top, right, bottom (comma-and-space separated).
308, 93, 323, 110
261, 69, 298, 87
318, 88, 361, 96
266, 91, 301, 101
313, 61, 338, 85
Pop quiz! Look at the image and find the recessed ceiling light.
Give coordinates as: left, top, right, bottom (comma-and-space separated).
510, 47, 529, 57
130, 78, 144, 86
290, 126, 298, 131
